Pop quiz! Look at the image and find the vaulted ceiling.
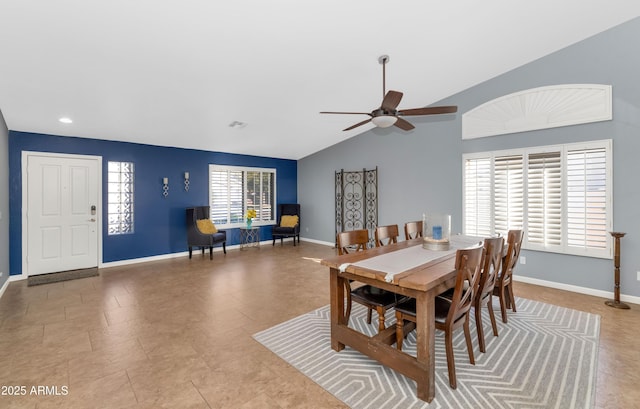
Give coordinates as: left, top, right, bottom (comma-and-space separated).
1, 1, 638, 159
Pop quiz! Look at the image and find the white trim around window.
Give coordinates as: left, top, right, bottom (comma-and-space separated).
463, 139, 612, 259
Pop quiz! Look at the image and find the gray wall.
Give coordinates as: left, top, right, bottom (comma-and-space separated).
0, 109, 9, 291
299, 17, 640, 298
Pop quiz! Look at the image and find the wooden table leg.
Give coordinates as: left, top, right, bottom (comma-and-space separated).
414, 291, 436, 402
329, 267, 346, 351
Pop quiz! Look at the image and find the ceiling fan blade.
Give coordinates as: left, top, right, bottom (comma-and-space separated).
381, 90, 403, 111
320, 111, 372, 115
394, 117, 415, 131
343, 118, 372, 131
397, 105, 458, 116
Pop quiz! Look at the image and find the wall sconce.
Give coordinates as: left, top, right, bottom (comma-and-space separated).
184, 172, 190, 191
162, 177, 169, 197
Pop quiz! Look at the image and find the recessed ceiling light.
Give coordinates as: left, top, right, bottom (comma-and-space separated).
59, 117, 73, 124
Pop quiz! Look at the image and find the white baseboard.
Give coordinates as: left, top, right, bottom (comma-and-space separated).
0, 278, 9, 299
514, 275, 640, 306
299, 237, 334, 247
100, 241, 269, 268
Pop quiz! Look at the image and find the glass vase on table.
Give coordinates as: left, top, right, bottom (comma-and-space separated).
422, 213, 451, 250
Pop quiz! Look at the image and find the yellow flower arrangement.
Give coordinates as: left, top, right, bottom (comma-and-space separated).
246, 209, 257, 220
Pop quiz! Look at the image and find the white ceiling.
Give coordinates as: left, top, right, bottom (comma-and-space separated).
1, 1, 639, 160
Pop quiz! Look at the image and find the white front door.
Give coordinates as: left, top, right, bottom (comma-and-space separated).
25, 153, 100, 276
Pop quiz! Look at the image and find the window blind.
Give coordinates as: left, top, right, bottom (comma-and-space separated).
527, 151, 562, 248
209, 165, 276, 227
464, 157, 492, 236
494, 155, 524, 236
566, 147, 607, 250
462, 139, 611, 259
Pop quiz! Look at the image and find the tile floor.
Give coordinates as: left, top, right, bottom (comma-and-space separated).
0, 242, 638, 408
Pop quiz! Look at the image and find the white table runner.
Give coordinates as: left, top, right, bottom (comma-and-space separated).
339, 235, 484, 282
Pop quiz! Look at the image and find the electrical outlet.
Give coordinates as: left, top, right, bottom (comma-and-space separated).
637, 271, 640, 281
520, 256, 526, 265
0, 272, 3, 277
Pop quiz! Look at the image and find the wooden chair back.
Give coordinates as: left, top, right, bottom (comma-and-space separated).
374, 224, 399, 247
447, 246, 484, 325
404, 221, 423, 240
478, 236, 504, 300
337, 229, 369, 255
501, 229, 524, 285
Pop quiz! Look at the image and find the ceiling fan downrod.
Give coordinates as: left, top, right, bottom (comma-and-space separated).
378, 55, 389, 99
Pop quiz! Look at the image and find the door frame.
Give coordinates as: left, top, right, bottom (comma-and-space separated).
21, 151, 103, 278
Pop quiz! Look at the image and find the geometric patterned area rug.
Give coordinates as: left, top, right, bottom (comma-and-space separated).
253, 298, 600, 409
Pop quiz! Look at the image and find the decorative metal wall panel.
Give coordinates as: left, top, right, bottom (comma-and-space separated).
335, 167, 378, 247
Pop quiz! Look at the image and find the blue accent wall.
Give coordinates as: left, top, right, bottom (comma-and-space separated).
9, 131, 297, 275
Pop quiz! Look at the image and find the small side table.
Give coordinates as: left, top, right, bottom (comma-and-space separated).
240, 227, 260, 250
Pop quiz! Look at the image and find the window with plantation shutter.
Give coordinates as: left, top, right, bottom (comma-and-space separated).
494, 155, 524, 236
567, 147, 608, 251
527, 151, 562, 249
463, 157, 492, 236
209, 165, 276, 228
463, 139, 611, 259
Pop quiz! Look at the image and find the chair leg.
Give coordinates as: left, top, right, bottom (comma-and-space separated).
499, 286, 508, 323
344, 281, 352, 324
475, 304, 486, 353
272, 238, 276, 246
209, 246, 213, 260
487, 297, 499, 337
222, 242, 226, 254
395, 313, 404, 351
464, 316, 475, 365
444, 331, 457, 389
376, 306, 386, 332
508, 284, 517, 313
188, 246, 193, 259
293, 235, 296, 246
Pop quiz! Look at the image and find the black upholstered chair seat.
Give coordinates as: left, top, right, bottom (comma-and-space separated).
271, 225, 297, 237
351, 285, 406, 308
394, 297, 453, 325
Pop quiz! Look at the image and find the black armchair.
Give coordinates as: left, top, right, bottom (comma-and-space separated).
272, 204, 300, 246
186, 206, 226, 259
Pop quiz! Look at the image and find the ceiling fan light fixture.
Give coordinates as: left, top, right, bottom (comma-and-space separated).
371, 115, 397, 128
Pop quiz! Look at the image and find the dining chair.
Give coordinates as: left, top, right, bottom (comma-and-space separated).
374, 224, 400, 247
395, 245, 484, 389
403, 221, 423, 240
474, 236, 504, 353
337, 229, 406, 332
493, 229, 524, 323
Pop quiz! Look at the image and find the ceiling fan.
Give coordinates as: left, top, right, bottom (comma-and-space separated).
321, 55, 458, 131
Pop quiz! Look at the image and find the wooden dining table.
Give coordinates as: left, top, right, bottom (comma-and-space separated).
321, 235, 481, 402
